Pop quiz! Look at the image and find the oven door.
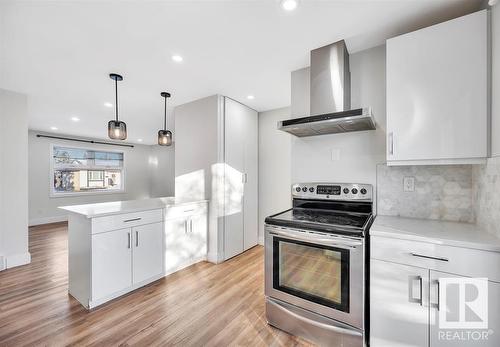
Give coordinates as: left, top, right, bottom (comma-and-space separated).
265, 225, 365, 329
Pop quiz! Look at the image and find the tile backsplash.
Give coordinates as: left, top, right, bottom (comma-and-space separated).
377, 164, 474, 223
473, 156, 500, 237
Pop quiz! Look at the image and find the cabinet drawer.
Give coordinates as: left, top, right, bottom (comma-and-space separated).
165, 202, 207, 220
92, 209, 163, 234
371, 235, 500, 283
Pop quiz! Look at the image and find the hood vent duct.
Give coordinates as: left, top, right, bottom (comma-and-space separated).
279, 40, 375, 137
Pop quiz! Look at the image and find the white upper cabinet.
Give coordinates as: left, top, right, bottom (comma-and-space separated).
386, 10, 489, 165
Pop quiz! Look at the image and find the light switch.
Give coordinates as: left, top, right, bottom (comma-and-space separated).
403, 176, 415, 192
331, 148, 341, 161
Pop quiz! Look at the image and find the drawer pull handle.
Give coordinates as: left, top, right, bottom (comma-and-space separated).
124, 217, 142, 223
410, 252, 449, 262
183, 209, 195, 213
127, 232, 131, 249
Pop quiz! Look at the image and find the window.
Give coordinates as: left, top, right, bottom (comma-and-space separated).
51, 146, 125, 196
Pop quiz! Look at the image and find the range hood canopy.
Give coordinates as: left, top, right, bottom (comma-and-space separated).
279, 40, 375, 137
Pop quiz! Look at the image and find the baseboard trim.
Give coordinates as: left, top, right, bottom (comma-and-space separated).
0, 255, 5, 271
258, 236, 264, 246
29, 216, 67, 227
5, 252, 31, 269
207, 251, 222, 264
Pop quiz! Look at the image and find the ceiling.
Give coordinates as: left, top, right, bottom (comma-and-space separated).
0, 0, 482, 144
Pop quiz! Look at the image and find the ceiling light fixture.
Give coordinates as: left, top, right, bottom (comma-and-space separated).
281, 0, 298, 11
71, 116, 80, 122
107, 73, 127, 140
247, 95, 255, 100
489, 0, 498, 6
50, 126, 58, 131
158, 92, 173, 146
172, 55, 183, 63
104, 102, 113, 108
137, 139, 143, 143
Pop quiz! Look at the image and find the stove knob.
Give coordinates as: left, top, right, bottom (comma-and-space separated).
343, 188, 349, 194
351, 188, 358, 194
295, 187, 301, 192
309, 187, 315, 193
302, 187, 308, 192
360, 188, 367, 195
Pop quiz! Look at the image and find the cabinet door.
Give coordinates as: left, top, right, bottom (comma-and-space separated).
188, 213, 208, 260
386, 10, 488, 163
92, 228, 132, 300
132, 222, 163, 284
370, 259, 429, 347
430, 271, 499, 347
224, 97, 245, 260
164, 217, 190, 275
242, 104, 258, 250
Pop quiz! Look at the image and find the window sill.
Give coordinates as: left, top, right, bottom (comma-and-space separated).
50, 189, 126, 198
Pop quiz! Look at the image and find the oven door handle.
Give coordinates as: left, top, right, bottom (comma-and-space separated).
267, 299, 363, 337
268, 229, 362, 249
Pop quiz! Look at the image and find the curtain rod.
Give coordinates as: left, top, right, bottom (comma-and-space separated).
36, 134, 135, 148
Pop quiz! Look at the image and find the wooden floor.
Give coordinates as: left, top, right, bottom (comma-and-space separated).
0, 223, 313, 347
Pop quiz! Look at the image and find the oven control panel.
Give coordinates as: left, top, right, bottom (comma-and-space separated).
292, 183, 373, 201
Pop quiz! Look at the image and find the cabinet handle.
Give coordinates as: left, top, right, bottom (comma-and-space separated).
242, 173, 248, 183
136, 230, 139, 247
389, 132, 394, 156
127, 232, 131, 249
409, 276, 423, 306
184, 220, 188, 234
183, 209, 194, 213
124, 217, 141, 223
410, 252, 449, 262
430, 279, 441, 311
190, 219, 193, 233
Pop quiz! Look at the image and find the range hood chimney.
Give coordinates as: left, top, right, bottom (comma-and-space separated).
278, 40, 375, 137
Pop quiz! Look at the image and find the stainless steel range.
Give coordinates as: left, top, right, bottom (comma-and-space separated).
265, 183, 373, 347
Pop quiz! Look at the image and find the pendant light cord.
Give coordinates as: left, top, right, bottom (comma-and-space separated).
115, 78, 119, 122
164, 95, 167, 130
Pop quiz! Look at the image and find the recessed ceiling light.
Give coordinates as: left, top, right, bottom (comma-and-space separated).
50, 126, 58, 131
489, 0, 498, 6
71, 116, 80, 122
172, 55, 183, 63
247, 95, 255, 100
281, 0, 298, 11
137, 139, 143, 142
104, 102, 113, 108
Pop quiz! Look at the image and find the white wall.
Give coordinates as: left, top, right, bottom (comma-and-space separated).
492, 2, 500, 157
149, 144, 175, 198
0, 89, 30, 269
258, 107, 292, 244
291, 45, 387, 188
28, 131, 173, 225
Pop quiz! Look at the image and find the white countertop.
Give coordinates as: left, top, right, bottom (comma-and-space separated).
59, 197, 208, 218
370, 215, 500, 253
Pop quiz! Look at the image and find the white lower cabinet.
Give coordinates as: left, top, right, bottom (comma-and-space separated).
91, 222, 163, 303
371, 236, 500, 347
92, 228, 133, 301
370, 259, 428, 347
164, 202, 208, 275
132, 222, 163, 284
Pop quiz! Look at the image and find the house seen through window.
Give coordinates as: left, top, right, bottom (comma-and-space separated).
52, 146, 124, 195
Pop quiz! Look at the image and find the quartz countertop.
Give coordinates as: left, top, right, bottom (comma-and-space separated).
59, 197, 208, 218
370, 215, 500, 253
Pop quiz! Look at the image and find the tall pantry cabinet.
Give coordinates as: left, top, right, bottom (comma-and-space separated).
174, 95, 258, 263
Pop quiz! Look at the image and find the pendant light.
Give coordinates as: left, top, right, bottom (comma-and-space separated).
158, 92, 173, 146
107, 73, 127, 140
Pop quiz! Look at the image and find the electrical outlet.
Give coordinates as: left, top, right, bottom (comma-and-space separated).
403, 176, 415, 192
331, 148, 340, 161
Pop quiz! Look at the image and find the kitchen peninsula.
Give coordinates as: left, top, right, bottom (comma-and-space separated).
60, 197, 208, 309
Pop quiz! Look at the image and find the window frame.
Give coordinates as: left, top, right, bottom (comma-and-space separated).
49, 143, 126, 198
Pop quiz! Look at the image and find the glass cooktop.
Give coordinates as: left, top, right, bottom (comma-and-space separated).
265, 208, 371, 234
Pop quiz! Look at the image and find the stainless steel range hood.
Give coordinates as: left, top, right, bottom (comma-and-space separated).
278, 40, 376, 137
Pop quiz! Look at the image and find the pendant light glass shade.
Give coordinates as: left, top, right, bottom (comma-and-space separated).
108, 73, 127, 140
158, 129, 172, 146
108, 120, 127, 140
158, 92, 173, 146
